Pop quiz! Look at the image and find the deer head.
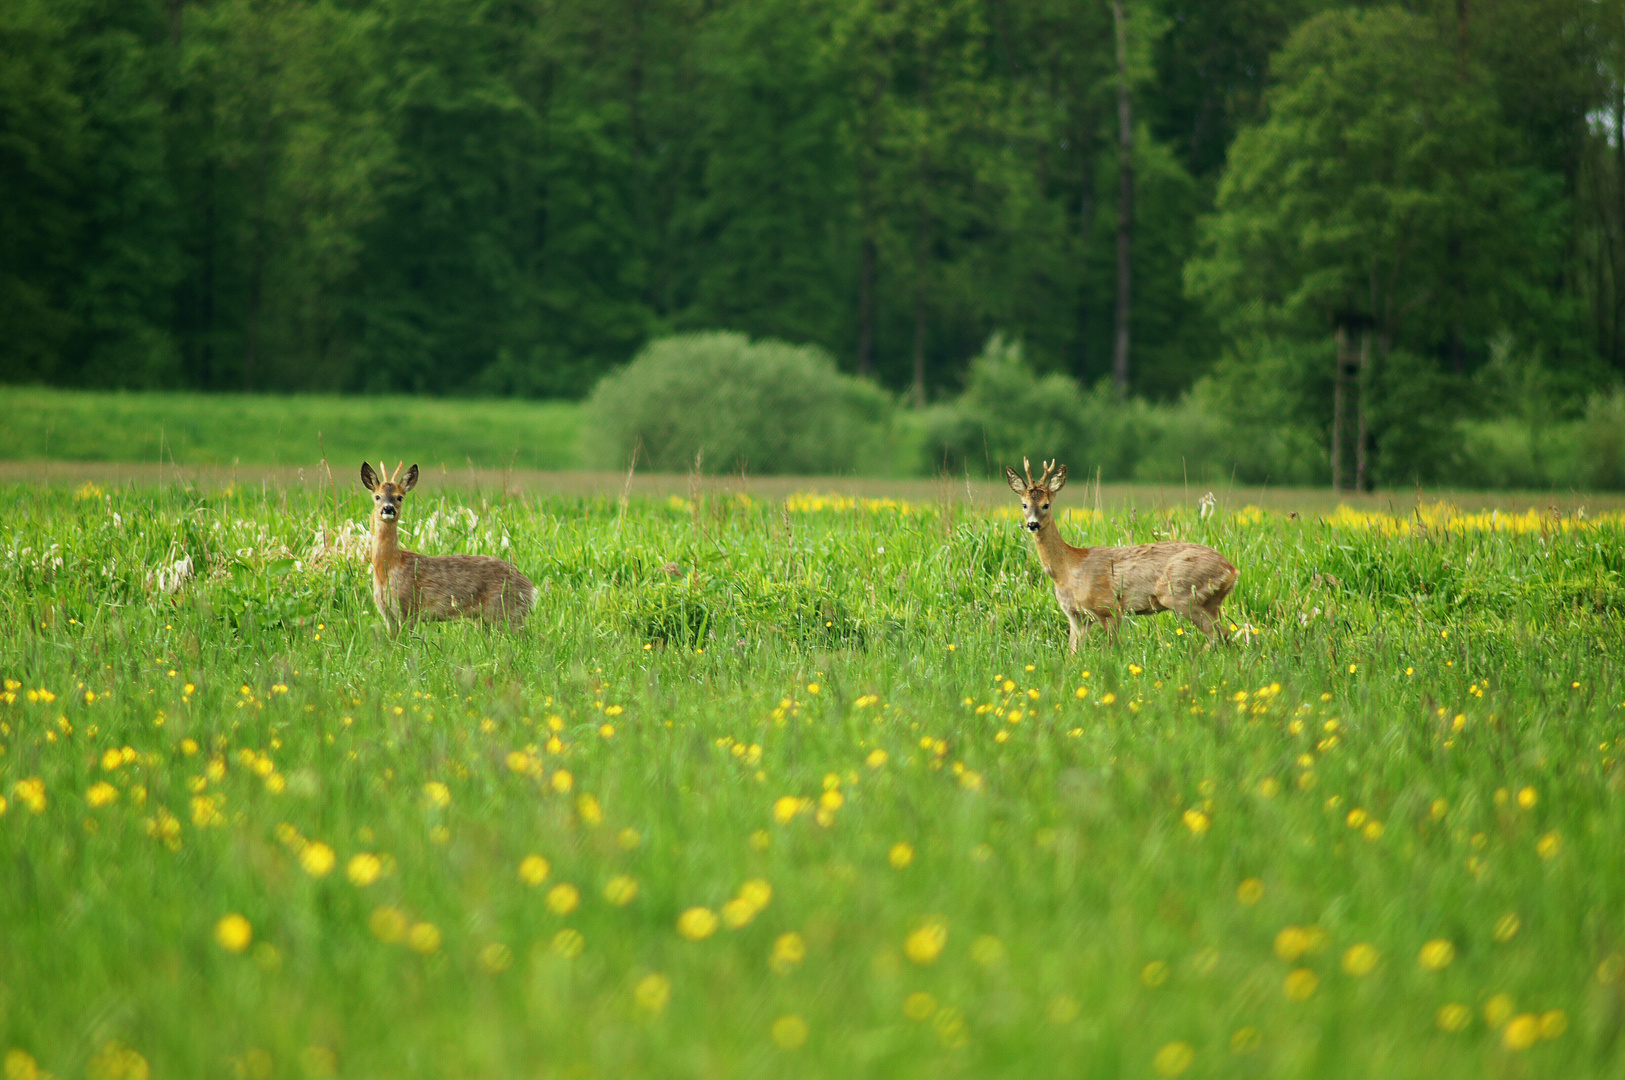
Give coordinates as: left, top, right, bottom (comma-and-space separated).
1004, 457, 1068, 533
361, 461, 419, 523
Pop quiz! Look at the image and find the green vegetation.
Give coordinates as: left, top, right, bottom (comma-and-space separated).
0, 388, 582, 470
3, 480, 1623, 1077
583, 333, 891, 474
4, 0, 1620, 423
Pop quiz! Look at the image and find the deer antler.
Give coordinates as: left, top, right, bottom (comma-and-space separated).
1035, 459, 1057, 489
388, 460, 405, 483
1022, 457, 1034, 487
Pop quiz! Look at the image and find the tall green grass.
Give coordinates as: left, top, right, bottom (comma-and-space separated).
1, 482, 1622, 1078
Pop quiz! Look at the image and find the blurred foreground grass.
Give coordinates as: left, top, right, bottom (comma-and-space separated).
2, 482, 1624, 1079
0, 387, 582, 469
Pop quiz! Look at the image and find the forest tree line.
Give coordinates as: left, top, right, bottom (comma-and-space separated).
4, 0, 1624, 436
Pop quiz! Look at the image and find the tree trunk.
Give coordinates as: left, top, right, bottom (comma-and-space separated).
244, 119, 273, 392
1355, 328, 1370, 492
857, 233, 876, 377
1076, 117, 1094, 384
911, 196, 929, 408
1331, 323, 1352, 492
1111, 0, 1133, 400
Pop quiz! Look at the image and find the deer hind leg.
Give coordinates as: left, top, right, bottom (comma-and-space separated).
1158, 584, 1220, 642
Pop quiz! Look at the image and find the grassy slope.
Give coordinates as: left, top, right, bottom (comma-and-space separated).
1, 485, 1623, 1078
0, 387, 583, 470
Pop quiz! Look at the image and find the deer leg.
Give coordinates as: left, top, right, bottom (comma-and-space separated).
1066, 609, 1088, 653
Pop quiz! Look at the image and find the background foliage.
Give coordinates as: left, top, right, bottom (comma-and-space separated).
4, 0, 1625, 487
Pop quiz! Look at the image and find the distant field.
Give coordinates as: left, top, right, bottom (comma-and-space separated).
0, 387, 583, 470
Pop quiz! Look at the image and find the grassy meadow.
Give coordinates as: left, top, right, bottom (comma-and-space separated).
2, 479, 1624, 1079
0, 388, 583, 470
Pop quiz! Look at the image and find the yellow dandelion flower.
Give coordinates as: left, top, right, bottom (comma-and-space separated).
14, 778, 46, 814
551, 770, 573, 793
739, 878, 772, 912
971, 935, 1005, 967
1436, 1003, 1472, 1032
407, 922, 441, 954
1503, 1014, 1540, 1051
86, 782, 119, 809
1537, 831, 1562, 859
551, 928, 585, 957
347, 853, 382, 887
518, 854, 551, 886
772, 796, 800, 824
904, 917, 948, 965
635, 972, 671, 1014
369, 906, 408, 943
1152, 1041, 1194, 1077
771, 1014, 808, 1050
1257, 777, 1279, 798
1341, 943, 1378, 976
546, 883, 580, 916
1283, 968, 1319, 1000
820, 789, 844, 811
1540, 1009, 1568, 1039
903, 991, 937, 1021
1182, 808, 1210, 835
87, 1039, 148, 1080
1273, 926, 1311, 962
866, 748, 889, 768
889, 842, 914, 869
677, 907, 719, 941
215, 913, 252, 953
479, 942, 513, 972
422, 781, 451, 808
1237, 878, 1265, 905
576, 794, 603, 826
1517, 786, 1537, 808
300, 842, 336, 878
1484, 993, 1516, 1029
604, 875, 639, 906
5, 1049, 39, 1080
770, 931, 806, 974
721, 897, 756, 929
1417, 939, 1455, 970
618, 827, 642, 850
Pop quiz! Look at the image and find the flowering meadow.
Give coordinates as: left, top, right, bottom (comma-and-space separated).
2, 481, 1624, 1079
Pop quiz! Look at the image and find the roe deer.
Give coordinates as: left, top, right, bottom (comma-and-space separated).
1005, 458, 1238, 651
361, 461, 537, 634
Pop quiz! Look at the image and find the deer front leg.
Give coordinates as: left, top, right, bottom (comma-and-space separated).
1066, 609, 1088, 653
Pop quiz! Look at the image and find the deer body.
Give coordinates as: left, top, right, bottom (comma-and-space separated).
1008, 459, 1238, 650
362, 462, 536, 634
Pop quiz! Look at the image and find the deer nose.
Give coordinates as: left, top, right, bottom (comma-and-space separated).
1025, 521, 1041, 532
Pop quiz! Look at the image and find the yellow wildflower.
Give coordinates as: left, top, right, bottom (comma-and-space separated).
215, 913, 252, 952
677, 907, 719, 941
904, 917, 947, 965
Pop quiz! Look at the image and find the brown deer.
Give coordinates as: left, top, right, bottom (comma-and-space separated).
361, 461, 536, 634
1005, 458, 1239, 651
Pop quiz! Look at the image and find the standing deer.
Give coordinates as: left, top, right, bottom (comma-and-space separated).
361, 461, 536, 634
1005, 458, 1239, 651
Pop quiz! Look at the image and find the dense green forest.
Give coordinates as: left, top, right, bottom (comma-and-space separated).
2, 1, 1623, 422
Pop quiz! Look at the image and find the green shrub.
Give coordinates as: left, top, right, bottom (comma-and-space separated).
582, 332, 891, 474
1581, 388, 1625, 490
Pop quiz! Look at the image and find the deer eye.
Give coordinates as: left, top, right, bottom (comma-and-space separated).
1043, 503, 1050, 510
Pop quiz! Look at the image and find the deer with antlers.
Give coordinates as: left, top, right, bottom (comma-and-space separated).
1006, 458, 1239, 651
361, 461, 536, 634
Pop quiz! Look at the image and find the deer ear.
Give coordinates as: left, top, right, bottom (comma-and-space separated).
361, 462, 378, 491
1005, 467, 1026, 495
1047, 465, 1067, 494
402, 464, 419, 492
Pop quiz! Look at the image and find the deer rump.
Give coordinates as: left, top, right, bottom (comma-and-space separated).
377, 551, 536, 627
1061, 541, 1237, 621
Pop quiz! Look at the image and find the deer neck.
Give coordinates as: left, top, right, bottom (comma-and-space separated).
371, 514, 402, 577
1031, 517, 1084, 574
